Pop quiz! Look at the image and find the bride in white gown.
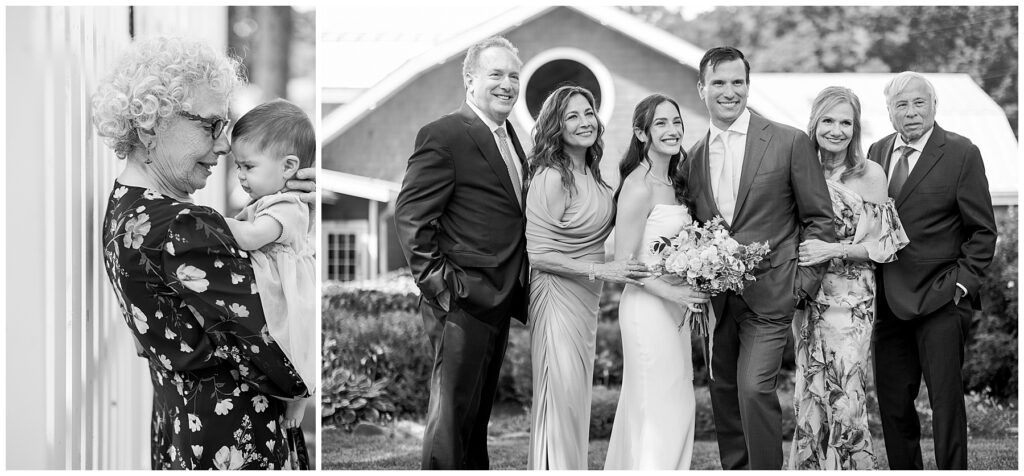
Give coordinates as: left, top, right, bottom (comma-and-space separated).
605, 95, 709, 470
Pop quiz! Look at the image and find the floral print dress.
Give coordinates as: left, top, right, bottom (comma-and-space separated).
102, 182, 310, 469
790, 178, 908, 470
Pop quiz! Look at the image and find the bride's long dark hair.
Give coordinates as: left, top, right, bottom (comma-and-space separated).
615, 94, 694, 210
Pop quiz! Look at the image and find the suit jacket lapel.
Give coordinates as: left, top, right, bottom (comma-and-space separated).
506, 123, 528, 209
732, 114, 770, 221
694, 134, 725, 223
896, 125, 946, 207
879, 135, 897, 175
507, 124, 527, 170
460, 104, 522, 208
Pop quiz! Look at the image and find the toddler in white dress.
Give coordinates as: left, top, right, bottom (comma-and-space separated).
223, 99, 316, 429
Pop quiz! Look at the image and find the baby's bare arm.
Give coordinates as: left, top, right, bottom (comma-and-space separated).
224, 215, 282, 251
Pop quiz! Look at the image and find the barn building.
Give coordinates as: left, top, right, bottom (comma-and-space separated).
320, 5, 1018, 282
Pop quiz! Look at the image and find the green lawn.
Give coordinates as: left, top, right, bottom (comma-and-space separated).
324, 423, 1017, 470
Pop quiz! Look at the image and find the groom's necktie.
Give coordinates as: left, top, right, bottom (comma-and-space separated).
888, 145, 914, 199
495, 127, 524, 208
714, 130, 737, 223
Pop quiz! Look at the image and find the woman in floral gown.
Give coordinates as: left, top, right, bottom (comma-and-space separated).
94, 37, 313, 469
791, 86, 910, 470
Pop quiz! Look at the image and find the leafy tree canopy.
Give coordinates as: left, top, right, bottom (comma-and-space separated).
624, 6, 1018, 136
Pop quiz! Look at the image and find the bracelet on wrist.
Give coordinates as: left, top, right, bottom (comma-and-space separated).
840, 244, 849, 260
588, 263, 596, 281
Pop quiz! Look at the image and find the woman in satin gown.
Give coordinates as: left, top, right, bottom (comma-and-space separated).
604, 94, 709, 470
525, 86, 650, 470
790, 86, 909, 470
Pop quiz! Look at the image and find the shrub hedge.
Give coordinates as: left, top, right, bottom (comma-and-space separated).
969, 206, 1018, 399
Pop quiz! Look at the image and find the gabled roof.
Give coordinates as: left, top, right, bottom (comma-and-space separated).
322, 5, 708, 143
322, 6, 1018, 206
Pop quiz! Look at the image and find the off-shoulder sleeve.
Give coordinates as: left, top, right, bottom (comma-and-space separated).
852, 198, 909, 263
526, 167, 614, 258
253, 193, 310, 246
161, 206, 309, 399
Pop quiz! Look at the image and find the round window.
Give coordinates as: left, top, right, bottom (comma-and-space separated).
524, 59, 602, 118
514, 48, 615, 131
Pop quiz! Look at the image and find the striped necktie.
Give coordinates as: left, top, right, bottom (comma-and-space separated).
888, 145, 914, 199
495, 127, 523, 207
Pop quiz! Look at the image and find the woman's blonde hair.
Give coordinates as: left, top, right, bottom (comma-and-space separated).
91, 36, 244, 159
807, 86, 866, 182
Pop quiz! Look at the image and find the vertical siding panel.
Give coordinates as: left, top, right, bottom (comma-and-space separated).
6, 6, 51, 468
54, 7, 73, 467
368, 201, 378, 279
82, 11, 97, 468
67, 7, 85, 468
41, 6, 61, 468
95, 11, 113, 468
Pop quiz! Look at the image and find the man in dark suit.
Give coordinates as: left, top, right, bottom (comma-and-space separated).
394, 36, 528, 470
680, 46, 835, 470
869, 72, 997, 470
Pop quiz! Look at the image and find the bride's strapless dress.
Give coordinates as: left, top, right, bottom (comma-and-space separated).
604, 204, 696, 470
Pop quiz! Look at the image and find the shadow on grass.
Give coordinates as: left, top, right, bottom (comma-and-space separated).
325, 384, 1017, 470
324, 425, 1018, 470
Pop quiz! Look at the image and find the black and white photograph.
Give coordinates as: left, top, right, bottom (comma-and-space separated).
5, 5, 318, 469
319, 4, 1017, 471
3, 1, 1019, 473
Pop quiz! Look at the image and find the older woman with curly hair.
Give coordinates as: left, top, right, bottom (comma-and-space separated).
94, 37, 312, 470
524, 85, 648, 470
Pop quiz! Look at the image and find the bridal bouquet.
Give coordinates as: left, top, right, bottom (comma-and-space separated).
648, 216, 770, 337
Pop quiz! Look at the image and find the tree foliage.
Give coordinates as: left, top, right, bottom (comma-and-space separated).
623, 6, 1018, 136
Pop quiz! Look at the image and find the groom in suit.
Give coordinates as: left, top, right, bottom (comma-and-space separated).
394, 36, 529, 470
680, 46, 835, 469
869, 72, 996, 470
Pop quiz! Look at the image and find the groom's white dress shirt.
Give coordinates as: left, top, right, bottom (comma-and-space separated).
708, 108, 751, 225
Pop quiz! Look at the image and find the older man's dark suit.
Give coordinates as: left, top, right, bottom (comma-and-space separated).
868, 123, 996, 470
395, 103, 528, 469
682, 111, 834, 469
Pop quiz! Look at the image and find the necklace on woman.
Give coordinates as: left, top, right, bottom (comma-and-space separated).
644, 162, 672, 187
825, 164, 846, 180
820, 156, 845, 180
648, 173, 672, 187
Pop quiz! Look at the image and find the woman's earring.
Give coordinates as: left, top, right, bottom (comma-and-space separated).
144, 143, 155, 164
137, 127, 155, 164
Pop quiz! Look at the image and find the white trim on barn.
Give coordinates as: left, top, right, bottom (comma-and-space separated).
321, 169, 400, 203
321, 170, 400, 280
322, 5, 708, 143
